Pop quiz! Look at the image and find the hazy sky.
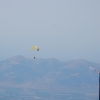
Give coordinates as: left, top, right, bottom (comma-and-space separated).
0, 0, 100, 63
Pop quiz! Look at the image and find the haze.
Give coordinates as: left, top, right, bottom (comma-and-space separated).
0, 0, 100, 63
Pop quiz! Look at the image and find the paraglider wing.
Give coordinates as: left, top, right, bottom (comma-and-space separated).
31, 46, 39, 51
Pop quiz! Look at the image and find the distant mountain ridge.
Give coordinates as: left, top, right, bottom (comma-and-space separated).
0, 55, 99, 93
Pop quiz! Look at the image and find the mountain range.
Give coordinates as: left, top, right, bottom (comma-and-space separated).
0, 55, 99, 93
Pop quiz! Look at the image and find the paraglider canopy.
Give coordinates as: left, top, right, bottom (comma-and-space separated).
31, 46, 39, 51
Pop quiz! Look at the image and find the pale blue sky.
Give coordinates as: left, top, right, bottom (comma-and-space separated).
0, 0, 100, 63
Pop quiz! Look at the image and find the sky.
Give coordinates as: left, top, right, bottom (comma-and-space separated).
0, 0, 100, 63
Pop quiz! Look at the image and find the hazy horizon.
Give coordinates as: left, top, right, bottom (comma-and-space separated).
0, 0, 100, 63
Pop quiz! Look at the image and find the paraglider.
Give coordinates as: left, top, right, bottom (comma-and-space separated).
31, 46, 39, 59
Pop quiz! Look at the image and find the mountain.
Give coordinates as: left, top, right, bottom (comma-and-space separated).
0, 55, 99, 93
